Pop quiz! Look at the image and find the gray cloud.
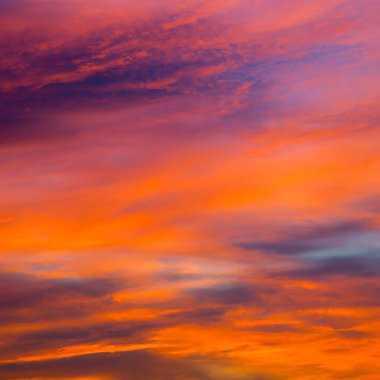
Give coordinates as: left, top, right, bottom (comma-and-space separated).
285, 255, 380, 279
235, 219, 376, 255
0, 350, 212, 380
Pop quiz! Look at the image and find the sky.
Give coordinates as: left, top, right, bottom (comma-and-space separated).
0, 1, 380, 379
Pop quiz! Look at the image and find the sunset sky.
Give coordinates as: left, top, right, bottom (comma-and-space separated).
1, 1, 380, 379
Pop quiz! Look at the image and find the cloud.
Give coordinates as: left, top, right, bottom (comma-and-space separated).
241, 323, 301, 333
186, 283, 263, 306
336, 330, 370, 340
0, 271, 124, 322
167, 307, 228, 324
235, 219, 377, 255
1, 320, 170, 361
0, 350, 212, 380
0, 3, 237, 147
286, 255, 380, 279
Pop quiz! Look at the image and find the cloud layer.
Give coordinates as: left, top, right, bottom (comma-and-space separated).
1, 1, 380, 379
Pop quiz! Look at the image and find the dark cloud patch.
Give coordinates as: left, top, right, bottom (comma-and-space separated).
34, 79, 175, 108
242, 324, 301, 333
0, 320, 172, 360
157, 271, 207, 282
284, 255, 380, 279
241, 323, 305, 334
237, 241, 317, 256
0, 89, 75, 146
0, 8, 259, 147
336, 330, 370, 340
0, 77, 175, 146
0, 271, 121, 309
0, 111, 77, 146
82, 60, 197, 87
0, 271, 124, 322
300, 220, 374, 240
0, 350, 212, 380
186, 283, 263, 306
300, 314, 359, 330
235, 219, 376, 255
0, 53, 224, 147
31, 46, 92, 76
167, 306, 228, 324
